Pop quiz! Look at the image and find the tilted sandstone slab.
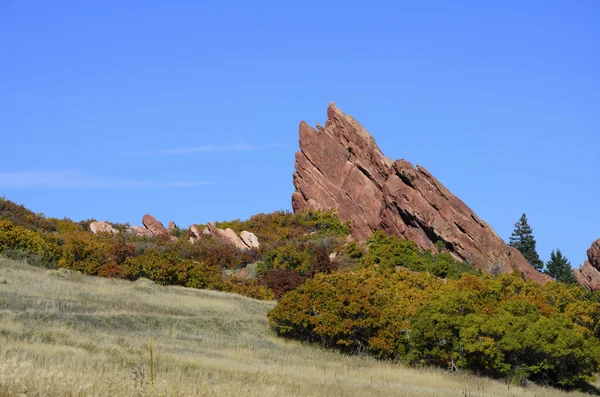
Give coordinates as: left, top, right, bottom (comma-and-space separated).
221, 228, 250, 251
204, 222, 250, 251
125, 215, 176, 240
142, 214, 170, 236
292, 102, 548, 284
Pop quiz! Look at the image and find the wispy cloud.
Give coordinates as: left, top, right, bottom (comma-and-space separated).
0, 170, 214, 189
121, 143, 286, 157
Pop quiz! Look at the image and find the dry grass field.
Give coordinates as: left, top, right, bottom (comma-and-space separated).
0, 256, 597, 396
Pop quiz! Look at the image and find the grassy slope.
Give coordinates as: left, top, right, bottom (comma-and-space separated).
0, 257, 596, 397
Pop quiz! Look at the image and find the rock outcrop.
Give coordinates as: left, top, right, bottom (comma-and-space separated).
574, 239, 600, 290
126, 214, 175, 239
192, 223, 260, 250
588, 239, 600, 270
204, 223, 250, 251
168, 221, 178, 231
221, 228, 250, 251
90, 221, 118, 234
240, 231, 260, 249
189, 224, 202, 243
292, 102, 549, 284
128, 225, 154, 238
142, 214, 170, 236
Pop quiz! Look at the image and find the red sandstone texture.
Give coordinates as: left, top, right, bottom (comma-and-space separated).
574, 239, 600, 290
292, 102, 549, 284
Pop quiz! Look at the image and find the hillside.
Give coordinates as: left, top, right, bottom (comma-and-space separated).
0, 256, 591, 397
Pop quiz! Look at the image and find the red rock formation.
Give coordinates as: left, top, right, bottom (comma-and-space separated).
204, 222, 250, 250
574, 239, 600, 290
142, 214, 170, 236
292, 102, 549, 284
588, 239, 600, 269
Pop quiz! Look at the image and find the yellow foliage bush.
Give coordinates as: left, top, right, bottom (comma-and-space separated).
0, 219, 54, 259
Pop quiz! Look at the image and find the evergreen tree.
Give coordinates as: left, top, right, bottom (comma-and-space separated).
545, 249, 577, 283
509, 213, 544, 271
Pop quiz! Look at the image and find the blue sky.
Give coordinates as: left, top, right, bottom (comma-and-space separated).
1, 1, 598, 267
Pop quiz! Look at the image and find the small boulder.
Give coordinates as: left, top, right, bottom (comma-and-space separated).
128, 225, 154, 238
168, 221, 178, 231
240, 231, 260, 249
221, 227, 250, 251
142, 214, 169, 236
90, 221, 118, 235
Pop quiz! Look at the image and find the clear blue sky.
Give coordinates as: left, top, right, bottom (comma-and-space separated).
1, 1, 598, 267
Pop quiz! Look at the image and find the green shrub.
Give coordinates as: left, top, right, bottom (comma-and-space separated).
193, 235, 257, 269
0, 219, 56, 265
229, 279, 275, 301
409, 275, 600, 387
169, 227, 183, 238
263, 245, 312, 274
363, 231, 472, 279
56, 231, 110, 275
344, 241, 364, 259
185, 262, 226, 290
2, 247, 56, 268
215, 209, 350, 253
269, 269, 600, 389
121, 249, 179, 285
268, 268, 442, 358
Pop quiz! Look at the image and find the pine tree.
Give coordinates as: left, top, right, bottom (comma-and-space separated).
545, 249, 577, 283
509, 213, 544, 271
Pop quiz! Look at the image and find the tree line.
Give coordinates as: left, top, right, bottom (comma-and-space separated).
509, 213, 576, 283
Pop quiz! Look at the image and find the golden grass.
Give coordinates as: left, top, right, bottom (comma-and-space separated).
0, 257, 597, 396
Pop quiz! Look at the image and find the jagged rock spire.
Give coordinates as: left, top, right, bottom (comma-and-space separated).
292, 103, 549, 284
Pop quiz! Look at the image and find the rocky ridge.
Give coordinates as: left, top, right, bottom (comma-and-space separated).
292, 102, 549, 284
189, 222, 260, 251
104, 214, 262, 251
